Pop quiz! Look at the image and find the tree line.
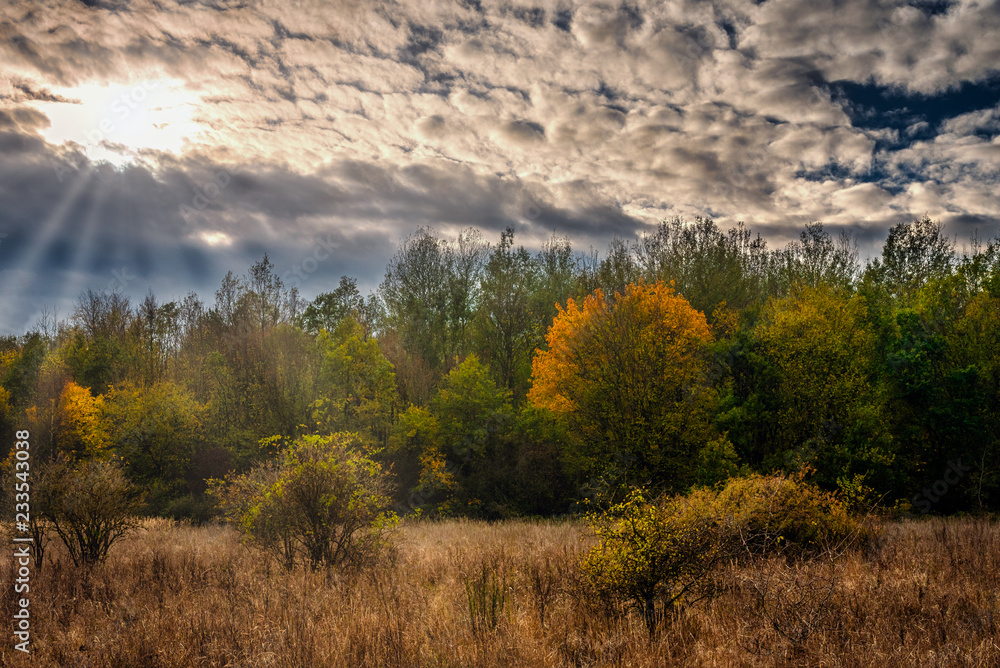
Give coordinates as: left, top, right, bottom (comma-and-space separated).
2, 215, 999, 519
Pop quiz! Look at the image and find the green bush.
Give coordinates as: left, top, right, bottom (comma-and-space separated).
212, 432, 398, 571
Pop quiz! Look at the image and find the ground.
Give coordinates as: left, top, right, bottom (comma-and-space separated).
1, 517, 998, 666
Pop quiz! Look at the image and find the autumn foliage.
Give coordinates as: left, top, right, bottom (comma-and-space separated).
3, 217, 1000, 522
529, 281, 715, 495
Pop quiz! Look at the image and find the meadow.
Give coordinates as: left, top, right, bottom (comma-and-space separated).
2, 516, 998, 667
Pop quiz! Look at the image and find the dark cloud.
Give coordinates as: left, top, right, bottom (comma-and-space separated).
10, 80, 81, 103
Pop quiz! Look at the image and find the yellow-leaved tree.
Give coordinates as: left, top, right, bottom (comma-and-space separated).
54, 381, 110, 460
529, 281, 717, 498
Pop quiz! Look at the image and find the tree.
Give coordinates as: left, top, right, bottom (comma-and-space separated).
529, 281, 717, 496
867, 216, 955, 301
578, 237, 641, 300
429, 354, 515, 516
737, 285, 895, 493
379, 227, 486, 371
473, 227, 540, 397
781, 222, 859, 290
635, 217, 777, 316
581, 488, 736, 636
313, 316, 397, 448
213, 433, 397, 571
533, 234, 578, 321
54, 381, 110, 460
300, 276, 365, 335
102, 381, 205, 511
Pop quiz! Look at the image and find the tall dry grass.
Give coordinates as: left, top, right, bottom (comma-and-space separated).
1, 516, 998, 666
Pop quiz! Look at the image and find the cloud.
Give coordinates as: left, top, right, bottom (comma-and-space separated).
1, 0, 999, 333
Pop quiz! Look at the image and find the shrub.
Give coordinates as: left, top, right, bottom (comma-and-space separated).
581, 472, 876, 635
581, 488, 740, 636
702, 469, 875, 558
38, 456, 145, 567
212, 432, 398, 571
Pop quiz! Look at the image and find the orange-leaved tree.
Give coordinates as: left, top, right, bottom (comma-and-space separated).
529, 281, 716, 498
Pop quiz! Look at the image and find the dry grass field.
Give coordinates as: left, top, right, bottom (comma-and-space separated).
2, 516, 999, 667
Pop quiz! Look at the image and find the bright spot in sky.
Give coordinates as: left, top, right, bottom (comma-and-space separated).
32, 78, 202, 165
198, 231, 233, 247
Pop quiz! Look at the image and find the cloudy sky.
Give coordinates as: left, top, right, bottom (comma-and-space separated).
1, 0, 999, 334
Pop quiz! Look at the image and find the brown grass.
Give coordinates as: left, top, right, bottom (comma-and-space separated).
2, 516, 999, 666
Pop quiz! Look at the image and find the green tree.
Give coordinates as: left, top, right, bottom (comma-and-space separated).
300, 276, 379, 336
781, 221, 859, 290
102, 381, 205, 511
866, 216, 955, 302
635, 217, 778, 317
429, 354, 515, 516
737, 285, 895, 494
379, 227, 486, 372
473, 227, 540, 397
313, 316, 397, 448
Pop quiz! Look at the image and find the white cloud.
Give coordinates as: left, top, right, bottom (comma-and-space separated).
1, 0, 999, 332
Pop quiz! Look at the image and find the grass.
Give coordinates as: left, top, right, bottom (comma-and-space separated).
1, 516, 999, 666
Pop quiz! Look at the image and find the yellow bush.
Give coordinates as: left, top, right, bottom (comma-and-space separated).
581, 488, 737, 635
701, 470, 873, 557
581, 472, 876, 635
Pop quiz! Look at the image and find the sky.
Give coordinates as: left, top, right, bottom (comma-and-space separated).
1, 0, 999, 335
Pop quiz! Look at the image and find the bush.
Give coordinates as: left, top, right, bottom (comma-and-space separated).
212, 432, 398, 571
581, 472, 876, 635
700, 469, 875, 558
38, 456, 145, 567
581, 488, 740, 636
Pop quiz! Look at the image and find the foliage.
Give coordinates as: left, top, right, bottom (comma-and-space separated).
743, 284, 895, 491
313, 316, 397, 448
530, 280, 717, 495
472, 227, 540, 397
389, 356, 571, 518
36, 456, 144, 567
581, 488, 738, 636
5, 219, 1000, 517
300, 275, 381, 337
379, 226, 486, 371
54, 380, 111, 460
634, 217, 778, 315
867, 215, 955, 301
694, 433, 746, 488
212, 433, 398, 571
581, 471, 874, 635
701, 470, 875, 558
101, 381, 205, 511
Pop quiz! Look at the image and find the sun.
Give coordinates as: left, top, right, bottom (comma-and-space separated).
31, 78, 203, 166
